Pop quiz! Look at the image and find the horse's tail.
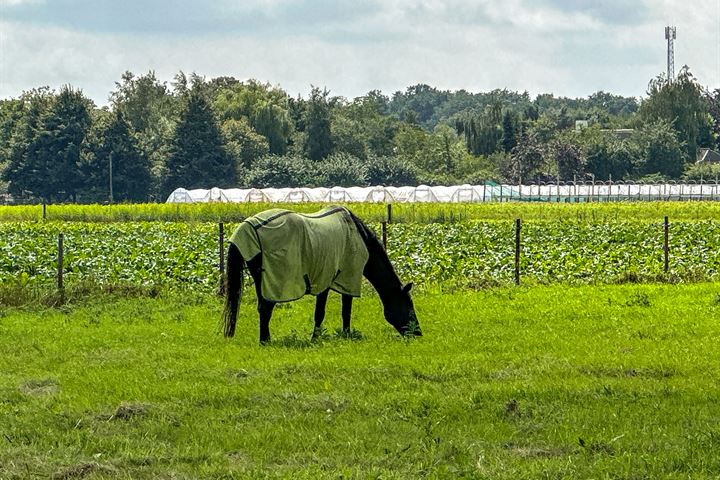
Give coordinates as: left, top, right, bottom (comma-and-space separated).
223, 242, 245, 338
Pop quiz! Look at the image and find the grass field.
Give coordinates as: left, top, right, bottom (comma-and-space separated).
2, 283, 720, 478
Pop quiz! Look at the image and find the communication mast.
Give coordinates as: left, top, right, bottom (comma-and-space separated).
665, 26, 676, 83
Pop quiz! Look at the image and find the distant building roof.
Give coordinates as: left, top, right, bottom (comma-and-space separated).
601, 128, 634, 140
697, 148, 720, 163
611, 129, 634, 140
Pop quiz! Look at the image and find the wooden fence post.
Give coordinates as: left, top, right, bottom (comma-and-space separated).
57, 233, 64, 302
382, 221, 388, 250
42, 203, 47, 221
386, 203, 393, 224
218, 222, 225, 294
514, 219, 521, 286
664, 216, 669, 273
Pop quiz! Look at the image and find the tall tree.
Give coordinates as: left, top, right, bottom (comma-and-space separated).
4, 87, 92, 202
83, 109, 151, 202
456, 103, 503, 156
639, 67, 713, 162
1, 88, 54, 198
162, 89, 234, 195
706, 88, 720, 150
303, 87, 334, 161
501, 110, 520, 153
110, 71, 177, 194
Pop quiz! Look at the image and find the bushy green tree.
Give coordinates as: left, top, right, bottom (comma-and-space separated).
316, 153, 368, 187
244, 155, 312, 188
213, 80, 292, 155
583, 131, 636, 181
682, 161, 720, 181
503, 133, 547, 183
631, 120, 685, 178
221, 118, 269, 174
552, 140, 586, 181
365, 156, 418, 186
330, 113, 368, 160
345, 91, 398, 157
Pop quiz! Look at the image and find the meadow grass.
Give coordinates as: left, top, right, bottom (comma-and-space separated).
2, 200, 720, 223
2, 283, 720, 478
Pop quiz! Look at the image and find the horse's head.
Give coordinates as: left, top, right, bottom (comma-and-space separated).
384, 283, 421, 336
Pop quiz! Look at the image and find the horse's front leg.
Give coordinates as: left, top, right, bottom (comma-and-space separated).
258, 299, 275, 344
250, 262, 274, 344
312, 289, 330, 340
341, 294, 353, 333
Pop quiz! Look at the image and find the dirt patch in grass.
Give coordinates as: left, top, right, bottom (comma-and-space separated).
52, 462, 115, 479
581, 366, 675, 379
505, 443, 570, 459
98, 402, 150, 421
19, 378, 59, 396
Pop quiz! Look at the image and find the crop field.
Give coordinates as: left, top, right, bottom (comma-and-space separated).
2, 219, 720, 294
2, 202, 720, 478
2, 284, 720, 478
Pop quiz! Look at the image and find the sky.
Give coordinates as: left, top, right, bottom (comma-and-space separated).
1, 0, 719, 106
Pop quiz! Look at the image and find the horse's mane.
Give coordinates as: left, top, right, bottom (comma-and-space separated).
348, 210, 403, 289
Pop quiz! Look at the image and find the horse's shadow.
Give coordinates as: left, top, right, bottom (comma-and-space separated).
267, 328, 364, 349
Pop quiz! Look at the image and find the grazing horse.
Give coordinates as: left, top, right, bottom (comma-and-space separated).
223, 206, 420, 343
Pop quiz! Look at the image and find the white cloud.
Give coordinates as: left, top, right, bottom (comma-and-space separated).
0, 0, 718, 106
0, 0, 43, 6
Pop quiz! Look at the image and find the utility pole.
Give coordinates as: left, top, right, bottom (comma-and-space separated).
109, 152, 114, 203
665, 26, 676, 84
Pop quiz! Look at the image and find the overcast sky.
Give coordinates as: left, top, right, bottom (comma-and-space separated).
1, 0, 719, 106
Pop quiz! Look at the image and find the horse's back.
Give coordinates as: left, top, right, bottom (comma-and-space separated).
230, 206, 368, 302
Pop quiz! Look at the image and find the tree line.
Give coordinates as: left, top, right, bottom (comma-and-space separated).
1, 68, 719, 203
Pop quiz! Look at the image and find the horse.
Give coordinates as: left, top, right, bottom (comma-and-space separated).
222, 206, 421, 343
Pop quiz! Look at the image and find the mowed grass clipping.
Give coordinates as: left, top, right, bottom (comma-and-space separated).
2, 284, 720, 478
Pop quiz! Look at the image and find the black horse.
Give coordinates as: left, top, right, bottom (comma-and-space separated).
223, 208, 420, 343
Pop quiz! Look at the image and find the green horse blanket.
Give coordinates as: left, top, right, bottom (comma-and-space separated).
229, 206, 369, 302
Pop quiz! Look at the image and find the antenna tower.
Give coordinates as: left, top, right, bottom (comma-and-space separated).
665, 26, 676, 83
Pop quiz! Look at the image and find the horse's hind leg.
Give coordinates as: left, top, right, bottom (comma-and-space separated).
312, 289, 330, 340
341, 294, 352, 333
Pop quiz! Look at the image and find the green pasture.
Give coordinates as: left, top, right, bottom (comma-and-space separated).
2, 283, 720, 478
2, 201, 720, 223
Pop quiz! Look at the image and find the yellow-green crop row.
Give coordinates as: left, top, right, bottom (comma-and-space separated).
2, 201, 720, 223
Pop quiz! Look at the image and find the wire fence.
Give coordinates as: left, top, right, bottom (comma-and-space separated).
7, 215, 714, 305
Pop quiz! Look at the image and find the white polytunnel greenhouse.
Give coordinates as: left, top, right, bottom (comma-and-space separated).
165, 183, 720, 204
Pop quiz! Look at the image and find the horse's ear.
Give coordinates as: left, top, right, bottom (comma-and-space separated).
403, 282, 413, 293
